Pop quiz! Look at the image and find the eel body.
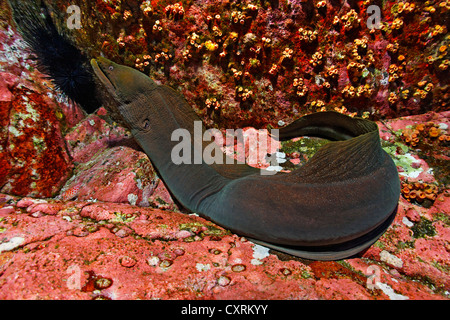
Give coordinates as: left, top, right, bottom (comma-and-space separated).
91, 57, 400, 260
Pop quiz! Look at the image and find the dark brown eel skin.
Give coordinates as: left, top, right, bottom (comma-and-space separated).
91, 57, 400, 260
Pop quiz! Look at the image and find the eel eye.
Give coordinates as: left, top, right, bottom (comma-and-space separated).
108, 65, 114, 71
143, 119, 150, 130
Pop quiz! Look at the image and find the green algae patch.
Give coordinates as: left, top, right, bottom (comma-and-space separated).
281, 137, 330, 158
179, 221, 229, 239
381, 141, 424, 179
110, 211, 136, 224
411, 217, 436, 239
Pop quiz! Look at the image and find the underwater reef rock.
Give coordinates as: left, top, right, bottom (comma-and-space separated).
59, 111, 179, 210
0, 1, 449, 300
0, 85, 72, 198
0, 25, 74, 198
0, 180, 448, 299
0, 111, 448, 300
0, 19, 179, 208
17, 0, 450, 129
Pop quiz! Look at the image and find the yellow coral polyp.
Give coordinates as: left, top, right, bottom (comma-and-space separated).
387, 42, 399, 53
282, 48, 294, 59
229, 32, 239, 41
388, 92, 398, 103
316, 1, 326, 9
401, 179, 440, 204
428, 127, 440, 138
140, 0, 153, 15
397, 2, 416, 14
417, 80, 427, 87
311, 100, 325, 109
431, 25, 447, 37
388, 64, 399, 74
334, 106, 347, 114
437, 59, 450, 70
326, 66, 339, 78
204, 40, 219, 51
298, 28, 318, 42
424, 83, 434, 92
392, 18, 404, 29
269, 64, 279, 75
425, 6, 436, 13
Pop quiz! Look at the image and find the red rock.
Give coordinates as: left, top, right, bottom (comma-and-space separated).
0, 72, 19, 88
79, 203, 117, 221
118, 256, 137, 268
27, 202, 65, 215
0, 206, 15, 215
60, 114, 178, 210
0, 85, 13, 101
405, 208, 421, 222
0, 192, 448, 300
0, 72, 19, 102
16, 197, 47, 208
0, 11, 449, 300
0, 85, 72, 198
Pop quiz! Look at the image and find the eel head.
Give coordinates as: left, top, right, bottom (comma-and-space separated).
91, 57, 157, 131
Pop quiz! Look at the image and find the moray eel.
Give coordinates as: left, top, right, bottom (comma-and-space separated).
91, 57, 400, 260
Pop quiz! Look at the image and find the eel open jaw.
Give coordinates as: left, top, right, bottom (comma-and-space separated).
90, 58, 117, 92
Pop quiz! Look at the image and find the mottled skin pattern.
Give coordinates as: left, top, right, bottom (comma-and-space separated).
91, 57, 400, 260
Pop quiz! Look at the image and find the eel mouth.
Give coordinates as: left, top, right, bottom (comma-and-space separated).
90, 58, 130, 129
90, 58, 117, 92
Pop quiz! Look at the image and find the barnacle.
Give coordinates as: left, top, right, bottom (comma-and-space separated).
392, 18, 404, 29
316, 1, 327, 9
292, 78, 308, 97
340, 9, 361, 31
298, 27, 318, 42
206, 98, 220, 110
310, 51, 324, 67
140, 0, 153, 16
268, 64, 279, 75
165, 2, 185, 20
